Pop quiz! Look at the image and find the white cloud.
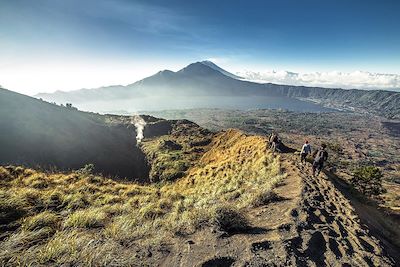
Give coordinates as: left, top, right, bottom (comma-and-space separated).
237, 69, 400, 91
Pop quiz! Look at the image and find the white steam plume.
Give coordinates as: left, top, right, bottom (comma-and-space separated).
132, 115, 146, 144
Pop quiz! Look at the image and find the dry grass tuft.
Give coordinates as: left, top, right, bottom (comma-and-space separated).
22, 211, 60, 231
64, 209, 106, 229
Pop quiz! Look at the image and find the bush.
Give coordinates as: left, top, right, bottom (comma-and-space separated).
212, 205, 249, 234
350, 166, 384, 196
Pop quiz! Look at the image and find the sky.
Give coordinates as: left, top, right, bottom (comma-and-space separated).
1, 0, 400, 95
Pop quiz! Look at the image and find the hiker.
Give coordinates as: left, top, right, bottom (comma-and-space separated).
312, 144, 328, 177
300, 140, 311, 165
269, 132, 281, 153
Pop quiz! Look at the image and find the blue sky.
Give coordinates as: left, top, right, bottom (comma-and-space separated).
1, 0, 399, 94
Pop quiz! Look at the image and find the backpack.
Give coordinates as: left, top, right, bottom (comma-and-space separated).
315, 149, 326, 163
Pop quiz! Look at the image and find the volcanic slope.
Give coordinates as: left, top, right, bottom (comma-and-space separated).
0, 130, 398, 266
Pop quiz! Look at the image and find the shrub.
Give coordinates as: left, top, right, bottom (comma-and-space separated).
212, 205, 249, 234
351, 166, 384, 196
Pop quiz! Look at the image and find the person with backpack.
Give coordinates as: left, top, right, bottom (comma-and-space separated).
312, 144, 328, 177
300, 140, 311, 165
269, 131, 281, 153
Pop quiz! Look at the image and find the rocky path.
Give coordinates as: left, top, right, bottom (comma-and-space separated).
283, 155, 394, 266
241, 154, 395, 266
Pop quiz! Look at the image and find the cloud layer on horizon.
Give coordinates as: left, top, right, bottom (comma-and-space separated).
238, 70, 400, 91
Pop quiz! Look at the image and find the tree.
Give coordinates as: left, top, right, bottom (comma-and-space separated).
350, 166, 384, 196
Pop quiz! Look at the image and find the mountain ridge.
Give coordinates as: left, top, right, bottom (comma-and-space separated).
34, 61, 400, 119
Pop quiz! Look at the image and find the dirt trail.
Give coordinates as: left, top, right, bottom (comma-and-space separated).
279, 154, 395, 266
236, 154, 395, 266
162, 154, 396, 266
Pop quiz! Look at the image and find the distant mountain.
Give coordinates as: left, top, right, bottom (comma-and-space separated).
36, 61, 263, 102
35, 61, 400, 119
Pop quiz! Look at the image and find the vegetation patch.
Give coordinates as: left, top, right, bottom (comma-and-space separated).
0, 129, 283, 265
141, 120, 213, 182
351, 166, 384, 196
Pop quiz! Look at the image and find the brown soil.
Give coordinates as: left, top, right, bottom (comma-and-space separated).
157, 154, 397, 266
